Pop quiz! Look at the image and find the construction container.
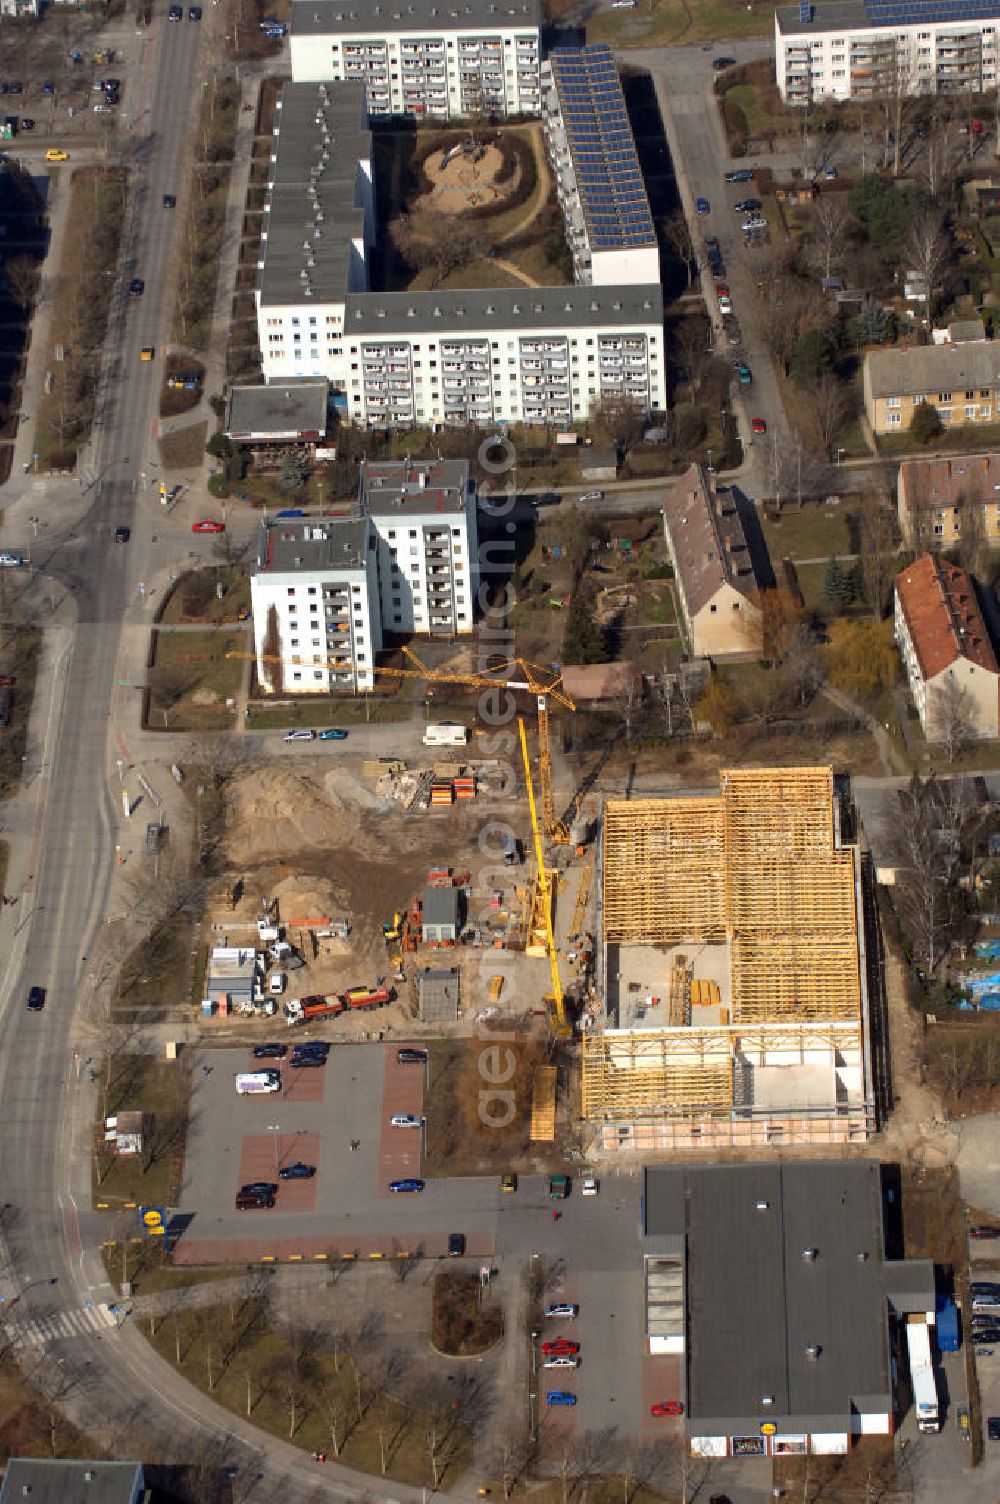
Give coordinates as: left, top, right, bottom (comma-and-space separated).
453, 776, 475, 800
430, 784, 454, 806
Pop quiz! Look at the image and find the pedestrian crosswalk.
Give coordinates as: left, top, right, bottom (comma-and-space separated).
7, 1301, 119, 1350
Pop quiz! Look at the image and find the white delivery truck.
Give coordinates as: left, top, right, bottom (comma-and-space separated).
905, 1315, 940, 1433
422, 722, 468, 748
235, 1070, 281, 1095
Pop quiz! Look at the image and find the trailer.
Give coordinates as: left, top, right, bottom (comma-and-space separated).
236, 1071, 281, 1095
341, 980, 394, 1011
906, 1316, 940, 1433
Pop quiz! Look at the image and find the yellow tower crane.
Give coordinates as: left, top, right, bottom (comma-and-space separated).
518, 715, 569, 1038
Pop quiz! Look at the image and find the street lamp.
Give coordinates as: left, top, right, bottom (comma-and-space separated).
835, 447, 846, 467
267, 1124, 281, 1172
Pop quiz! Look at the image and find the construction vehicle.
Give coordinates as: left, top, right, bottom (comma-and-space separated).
382, 912, 403, 942
284, 995, 343, 1027
518, 716, 570, 1038
341, 980, 394, 1010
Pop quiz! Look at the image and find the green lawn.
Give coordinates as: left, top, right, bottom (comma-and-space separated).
147, 628, 243, 730
92, 1055, 190, 1210
762, 503, 853, 561
876, 419, 1000, 457
792, 560, 831, 614
146, 1298, 472, 1486
246, 698, 413, 729
589, 0, 777, 48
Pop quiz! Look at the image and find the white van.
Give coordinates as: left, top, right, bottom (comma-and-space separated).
422, 722, 468, 748
236, 1071, 281, 1095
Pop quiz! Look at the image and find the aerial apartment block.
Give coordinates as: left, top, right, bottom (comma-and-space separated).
776, 0, 1000, 105
360, 458, 479, 637
541, 45, 660, 287
289, 0, 542, 121
256, 80, 667, 428
250, 517, 382, 695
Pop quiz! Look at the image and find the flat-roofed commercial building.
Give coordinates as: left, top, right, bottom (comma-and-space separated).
643, 1161, 935, 1458
541, 45, 659, 287
289, 0, 541, 121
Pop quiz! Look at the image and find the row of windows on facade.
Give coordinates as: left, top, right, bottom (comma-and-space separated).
797, 26, 994, 49
803, 61, 992, 78
886, 390, 994, 406
331, 37, 538, 50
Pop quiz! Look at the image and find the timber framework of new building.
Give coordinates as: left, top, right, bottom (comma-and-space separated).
583, 766, 877, 1151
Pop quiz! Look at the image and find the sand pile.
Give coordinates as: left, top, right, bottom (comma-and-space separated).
227, 767, 353, 865
272, 873, 351, 922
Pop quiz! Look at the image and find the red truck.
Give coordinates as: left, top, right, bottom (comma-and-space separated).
340, 981, 394, 1010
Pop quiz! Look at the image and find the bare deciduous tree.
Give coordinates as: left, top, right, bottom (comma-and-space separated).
931, 674, 979, 764
812, 195, 849, 280
806, 372, 851, 459
957, 467, 988, 581
903, 209, 950, 322
858, 489, 899, 616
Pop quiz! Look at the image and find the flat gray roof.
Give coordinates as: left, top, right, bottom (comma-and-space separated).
546, 46, 655, 252
644, 1162, 908, 1433
291, 0, 540, 37
226, 381, 329, 439
256, 516, 370, 575
361, 458, 470, 516
423, 886, 459, 925
0, 1462, 144, 1504
344, 282, 662, 336
259, 82, 371, 307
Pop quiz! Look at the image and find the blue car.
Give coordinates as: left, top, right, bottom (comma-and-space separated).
695, 197, 710, 215
278, 1162, 315, 1180
319, 728, 348, 741
546, 1392, 577, 1407
276, 508, 305, 519
388, 1178, 425, 1193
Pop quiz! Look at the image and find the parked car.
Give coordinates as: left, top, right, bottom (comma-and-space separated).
284, 728, 316, 741
388, 1179, 424, 1193
20, 119, 35, 131
189, 5, 202, 16
695, 196, 711, 214
163, 194, 177, 209
139, 346, 155, 362
712, 56, 736, 70
397, 1047, 427, 1064
318, 728, 348, 741
543, 1356, 579, 1369
191, 518, 224, 533
390, 1113, 424, 1128
240, 1181, 278, 1197
252, 1043, 287, 1059
734, 197, 761, 212
989, 1416, 1000, 1442
288, 1053, 326, 1069
737, 363, 753, 386
581, 1176, 599, 1196
651, 1401, 685, 1416
501, 1172, 518, 1193
718, 294, 732, 315
0, 552, 24, 567
448, 1233, 466, 1257
268, 972, 286, 996
26, 986, 45, 1012
578, 490, 603, 503
168, 5, 183, 18
724, 169, 754, 183
236, 1190, 275, 1209
45, 148, 69, 162
540, 1339, 579, 1356
752, 417, 767, 434
545, 1304, 579, 1319
128, 278, 144, 297
971, 1226, 1000, 1238
278, 1162, 315, 1179
546, 1392, 577, 1407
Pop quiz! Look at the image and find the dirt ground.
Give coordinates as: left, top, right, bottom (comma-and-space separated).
415, 143, 511, 214
215, 762, 595, 1036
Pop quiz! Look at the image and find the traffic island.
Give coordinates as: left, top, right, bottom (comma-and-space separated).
431, 1270, 503, 1357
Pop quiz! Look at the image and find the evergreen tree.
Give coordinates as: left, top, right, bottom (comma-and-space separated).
822, 555, 852, 613
562, 591, 608, 665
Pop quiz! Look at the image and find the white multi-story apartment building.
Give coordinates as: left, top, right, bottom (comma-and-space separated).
776, 0, 999, 105
250, 517, 382, 694
258, 69, 667, 428
290, 0, 542, 121
361, 459, 479, 637
541, 46, 660, 287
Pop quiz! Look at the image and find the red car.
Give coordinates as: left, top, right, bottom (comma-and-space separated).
192, 519, 225, 533
541, 1339, 579, 1357
715, 282, 729, 297
651, 1400, 684, 1417
751, 417, 766, 434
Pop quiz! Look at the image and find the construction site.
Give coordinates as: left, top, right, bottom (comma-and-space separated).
583, 767, 879, 1154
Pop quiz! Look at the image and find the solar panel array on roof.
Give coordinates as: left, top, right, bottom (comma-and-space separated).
548, 45, 655, 252
864, 0, 995, 21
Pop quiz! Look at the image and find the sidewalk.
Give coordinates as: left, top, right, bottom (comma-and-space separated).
10, 174, 76, 480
